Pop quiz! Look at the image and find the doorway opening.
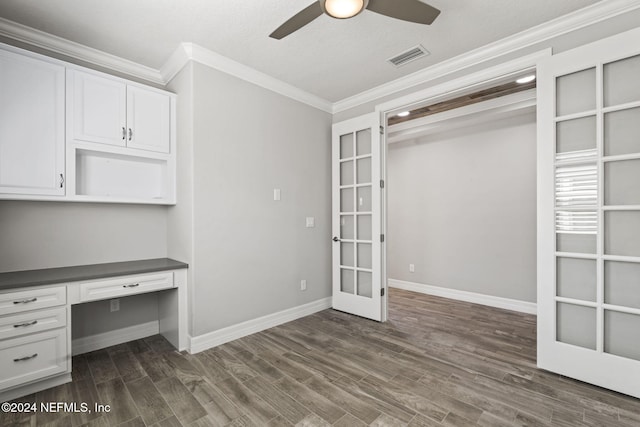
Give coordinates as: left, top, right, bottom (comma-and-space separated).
383, 74, 538, 318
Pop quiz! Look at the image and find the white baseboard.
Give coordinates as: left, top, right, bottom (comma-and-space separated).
388, 279, 537, 315
188, 297, 332, 354
72, 321, 160, 355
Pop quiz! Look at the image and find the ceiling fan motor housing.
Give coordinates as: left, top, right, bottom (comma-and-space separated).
320, 0, 370, 19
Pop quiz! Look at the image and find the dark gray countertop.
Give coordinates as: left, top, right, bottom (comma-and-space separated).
0, 258, 188, 291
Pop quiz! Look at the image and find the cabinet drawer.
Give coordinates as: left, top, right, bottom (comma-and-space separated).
79, 272, 174, 302
0, 307, 67, 341
0, 328, 68, 390
0, 286, 66, 316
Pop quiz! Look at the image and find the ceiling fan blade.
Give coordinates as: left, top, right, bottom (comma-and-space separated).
270, 2, 324, 39
366, 0, 440, 25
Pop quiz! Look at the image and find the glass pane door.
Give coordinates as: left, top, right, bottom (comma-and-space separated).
332, 113, 382, 321
538, 26, 640, 399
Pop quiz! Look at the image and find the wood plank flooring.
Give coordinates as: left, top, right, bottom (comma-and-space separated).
3, 288, 639, 426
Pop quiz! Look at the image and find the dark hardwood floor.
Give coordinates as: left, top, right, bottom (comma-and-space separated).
3, 288, 639, 426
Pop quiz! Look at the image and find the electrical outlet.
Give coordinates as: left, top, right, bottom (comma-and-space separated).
305, 217, 315, 228
300, 279, 307, 291
273, 188, 281, 201
110, 299, 120, 312
409, 264, 415, 273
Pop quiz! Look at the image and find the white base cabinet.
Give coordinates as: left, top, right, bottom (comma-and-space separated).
0, 329, 68, 391
0, 264, 188, 402
0, 43, 176, 205
0, 285, 70, 399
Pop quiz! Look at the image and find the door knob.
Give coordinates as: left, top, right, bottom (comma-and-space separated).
332, 236, 340, 242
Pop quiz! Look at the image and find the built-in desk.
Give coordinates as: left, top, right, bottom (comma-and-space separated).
0, 258, 188, 402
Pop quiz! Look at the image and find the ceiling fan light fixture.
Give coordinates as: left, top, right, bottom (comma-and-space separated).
322, 0, 368, 19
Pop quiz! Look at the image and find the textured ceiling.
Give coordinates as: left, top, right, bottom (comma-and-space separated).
0, 0, 600, 102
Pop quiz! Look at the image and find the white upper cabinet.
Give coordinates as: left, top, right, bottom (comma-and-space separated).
68, 70, 171, 154
126, 85, 171, 153
68, 70, 126, 147
0, 44, 176, 205
0, 49, 65, 196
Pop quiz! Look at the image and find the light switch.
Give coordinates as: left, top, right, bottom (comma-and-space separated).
273, 188, 281, 201
306, 217, 315, 228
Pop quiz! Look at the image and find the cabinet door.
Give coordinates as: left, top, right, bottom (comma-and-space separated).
126, 86, 171, 153
0, 328, 68, 390
69, 70, 126, 147
0, 50, 65, 195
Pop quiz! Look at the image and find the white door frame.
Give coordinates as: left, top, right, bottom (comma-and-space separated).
373, 49, 551, 321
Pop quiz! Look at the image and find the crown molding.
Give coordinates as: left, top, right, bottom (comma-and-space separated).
159, 42, 192, 83
1, 0, 638, 116
0, 17, 333, 113
332, 0, 640, 113
0, 17, 164, 84
163, 43, 333, 113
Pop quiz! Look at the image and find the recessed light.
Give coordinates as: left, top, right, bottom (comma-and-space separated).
397, 111, 410, 117
516, 75, 536, 84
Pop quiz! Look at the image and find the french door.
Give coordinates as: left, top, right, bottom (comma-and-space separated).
538, 27, 640, 398
332, 113, 383, 321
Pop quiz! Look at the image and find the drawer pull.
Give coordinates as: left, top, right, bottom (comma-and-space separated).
13, 297, 38, 305
13, 353, 38, 362
14, 320, 38, 328
123, 283, 140, 288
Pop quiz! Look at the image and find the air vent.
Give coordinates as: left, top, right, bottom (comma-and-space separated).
387, 45, 430, 67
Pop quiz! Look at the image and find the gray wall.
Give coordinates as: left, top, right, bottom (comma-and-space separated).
71, 293, 159, 338
387, 112, 537, 302
168, 62, 333, 337
0, 201, 168, 339
0, 201, 167, 272
166, 63, 195, 333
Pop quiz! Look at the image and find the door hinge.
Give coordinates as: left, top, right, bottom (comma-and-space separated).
380, 234, 385, 243
379, 125, 384, 135
380, 179, 385, 189
381, 288, 385, 297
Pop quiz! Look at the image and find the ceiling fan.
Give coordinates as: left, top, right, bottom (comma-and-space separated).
269, 0, 440, 39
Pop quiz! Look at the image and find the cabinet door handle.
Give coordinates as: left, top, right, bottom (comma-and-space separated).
13, 297, 37, 304
59, 173, 64, 188
128, 128, 133, 141
123, 283, 140, 288
122, 127, 126, 140
14, 320, 38, 328
14, 353, 38, 362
